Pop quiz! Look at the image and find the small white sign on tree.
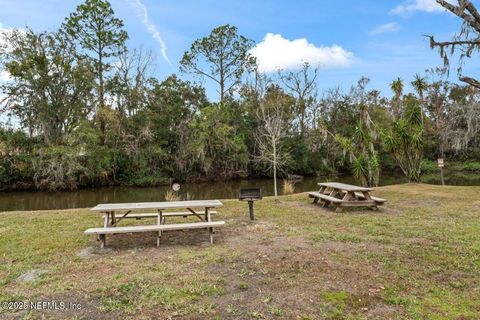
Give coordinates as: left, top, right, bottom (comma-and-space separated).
437, 158, 444, 168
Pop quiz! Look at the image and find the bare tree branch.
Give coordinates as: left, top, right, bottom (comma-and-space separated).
459, 76, 480, 88
427, 1, 480, 88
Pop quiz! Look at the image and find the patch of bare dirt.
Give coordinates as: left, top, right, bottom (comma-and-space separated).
15, 269, 50, 283
379, 205, 403, 215
281, 200, 327, 211
76, 246, 113, 259
472, 201, 480, 209
398, 199, 441, 208
320, 240, 396, 258
404, 237, 430, 246
198, 219, 405, 319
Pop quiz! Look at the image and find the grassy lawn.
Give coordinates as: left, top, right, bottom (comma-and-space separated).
1, 183, 479, 319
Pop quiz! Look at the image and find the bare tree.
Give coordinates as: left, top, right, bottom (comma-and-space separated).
254, 88, 292, 201
279, 62, 318, 136
109, 47, 155, 116
427, 0, 480, 88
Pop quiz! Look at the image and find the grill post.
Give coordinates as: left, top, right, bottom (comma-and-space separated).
248, 200, 254, 221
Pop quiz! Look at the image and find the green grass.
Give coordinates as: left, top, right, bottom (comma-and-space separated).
1, 184, 480, 319
98, 277, 221, 315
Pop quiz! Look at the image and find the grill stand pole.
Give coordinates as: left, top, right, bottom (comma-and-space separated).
248, 200, 254, 221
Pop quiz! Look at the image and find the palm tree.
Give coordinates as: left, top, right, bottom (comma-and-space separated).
411, 74, 428, 122
383, 96, 424, 182
390, 77, 404, 119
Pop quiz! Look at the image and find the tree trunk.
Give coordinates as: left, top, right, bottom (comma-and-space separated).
99, 51, 104, 110
392, 96, 399, 120
273, 142, 278, 201
98, 48, 106, 145
220, 71, 225, 102
299, 100, 305, 137
420, 93, 424, 123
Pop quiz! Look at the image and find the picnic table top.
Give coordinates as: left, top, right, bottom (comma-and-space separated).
91, 200, 223, 212
318, 182, 373, 192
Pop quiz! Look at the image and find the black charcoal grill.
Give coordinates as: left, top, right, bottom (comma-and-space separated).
239, 188, 262, 221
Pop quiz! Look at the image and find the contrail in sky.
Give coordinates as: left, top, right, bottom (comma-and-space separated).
127, 0, 171, 65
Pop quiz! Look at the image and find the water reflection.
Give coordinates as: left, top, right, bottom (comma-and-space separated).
0, 170, 479, 212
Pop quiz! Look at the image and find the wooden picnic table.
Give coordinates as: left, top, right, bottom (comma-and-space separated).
308, 182, 385, 212
86, 200, 225, 248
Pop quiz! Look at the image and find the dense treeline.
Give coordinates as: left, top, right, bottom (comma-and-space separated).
1, 0, 480, 191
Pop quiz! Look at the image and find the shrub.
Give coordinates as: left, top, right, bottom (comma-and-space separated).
421, 159, 438, 173
282, 180, 295, 195
164, 190, 180, 201
32, 146, 86, 191
460, 161, 480, 172
83, 146, 119, 186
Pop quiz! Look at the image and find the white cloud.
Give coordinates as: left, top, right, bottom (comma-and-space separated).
126, 0, 171, 64
390, 0, 445, 15
369, 22, 402, 35
250, 33, 355, 73
0, 70, 11, 82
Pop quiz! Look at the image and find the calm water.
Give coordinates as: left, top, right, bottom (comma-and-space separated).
0, 171, 479, 212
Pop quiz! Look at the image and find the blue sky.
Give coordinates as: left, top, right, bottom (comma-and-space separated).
0, 0, 478, 100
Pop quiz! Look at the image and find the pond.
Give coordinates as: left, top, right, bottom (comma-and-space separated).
0, 170, 479, 212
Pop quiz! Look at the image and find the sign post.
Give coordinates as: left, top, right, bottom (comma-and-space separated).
437, 158, 445, 186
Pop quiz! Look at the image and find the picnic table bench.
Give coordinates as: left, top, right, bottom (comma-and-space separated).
308, 182, 386, 212
86, 200, 225, 248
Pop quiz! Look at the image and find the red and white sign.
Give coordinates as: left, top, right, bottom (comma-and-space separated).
437, 158, 444, 168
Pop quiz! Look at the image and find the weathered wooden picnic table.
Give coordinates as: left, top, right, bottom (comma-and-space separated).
85, 200, 225, 248
308, 182, 386, 212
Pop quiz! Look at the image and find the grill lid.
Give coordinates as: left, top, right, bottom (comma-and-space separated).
239, 188, 262, 200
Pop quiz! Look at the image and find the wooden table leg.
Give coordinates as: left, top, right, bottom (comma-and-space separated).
321, 188, 335, 207
206, 208, 214, 244
103, 212, 109, 228
361, 191, 375, 209
157, 210, 163, 247
312, 186, 325, 204
100, 234, 106, 249
336, 191, 354, 213
362, 191, 372, 200
100, 212, 110, 247
329, 188, 338, 198
110, 211, 116, 226
344, 191, 354, 201
362, 191, 379, 210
